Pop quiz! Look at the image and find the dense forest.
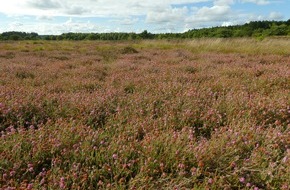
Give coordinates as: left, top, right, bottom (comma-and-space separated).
1, 20, 290, 41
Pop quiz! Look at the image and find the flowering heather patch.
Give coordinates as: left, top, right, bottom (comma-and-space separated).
0, 39, 289, 189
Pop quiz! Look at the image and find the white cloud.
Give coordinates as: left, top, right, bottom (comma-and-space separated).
0, 0, 212, 33
9, 21, 24, 28
0, 0, 288, 34
0, 18, 108, 35
111, 17, 139, 25
0, 0, 209, 17
27, 0, 61, 10
36, 15, 54, 21
198, 5, 231, 19
214, 0, 234, 6
222, 21, 233, 26
269, 11, 283, 20
187, 5, 232, 23
146, 7, 188, 24
243, 11, 284, 23
241, 0, 271, 5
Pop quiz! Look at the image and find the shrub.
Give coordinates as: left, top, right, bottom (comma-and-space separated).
121, 46, 138, 54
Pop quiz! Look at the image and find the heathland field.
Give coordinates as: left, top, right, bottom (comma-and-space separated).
0, 39, 289, 189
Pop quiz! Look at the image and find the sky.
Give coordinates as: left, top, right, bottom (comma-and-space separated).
0, 0, 289, 35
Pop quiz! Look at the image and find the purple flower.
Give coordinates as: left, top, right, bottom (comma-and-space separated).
29, 125, 35, 130
239, 177, 245, 183
40, 178, 45, 185
112, 154, 118, 160
27, 183, 33, 190
28, 167, 34, 172
59, 177, 66, 189
2, 173, 7, 180
9, 170, 16, 176
178, 163, 185, 169
208, 178, 213, 184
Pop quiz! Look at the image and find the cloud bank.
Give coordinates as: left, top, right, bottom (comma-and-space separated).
0, 0, 287, 34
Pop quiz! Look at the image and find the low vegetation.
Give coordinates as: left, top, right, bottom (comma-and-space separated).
0, 39, 289, 189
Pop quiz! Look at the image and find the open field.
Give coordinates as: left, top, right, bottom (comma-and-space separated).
0, 38, 289, 189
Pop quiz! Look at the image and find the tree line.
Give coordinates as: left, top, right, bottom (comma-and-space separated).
1, 20, 290, 41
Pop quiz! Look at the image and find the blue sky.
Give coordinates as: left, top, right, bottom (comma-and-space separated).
0, 0, 289, 34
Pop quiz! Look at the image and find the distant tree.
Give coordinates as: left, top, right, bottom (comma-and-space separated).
85, 33, 96, 40
214, 28, 233, 38
57, 35, 63, 40
233, 29, 245, 37
139, 30, 154, 39
10, 34, 21, 40
29, 32, 39, 40
128, 33, 137, 40
1, 20, 290, 41
268, 24, 288, 36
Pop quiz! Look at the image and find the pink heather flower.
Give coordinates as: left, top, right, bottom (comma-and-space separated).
27, 183, 33, 190
112, 154, 118, 160
9, 170, 16, 176
97, 180, 103, 186
239, 177, 245, 183
2, 173, 7, 180
230, 162, 236, 168
191, 167, 197, 176
40, 178, 45, 185
173, 131, 178, 139
282, 156, 288, 163
208, 178, 213, 184
28, 163, 33, 168
28, 167, 34, 172
188, 133, 194, 141
59, 177, 66, 189
281, 184, 289, 190
254, 187, 259, 190
5, 187, 16, 190
9, 126, 16, 134
178, 163, 185, 169
246, 183, 251, 187
39, 170, 46, 177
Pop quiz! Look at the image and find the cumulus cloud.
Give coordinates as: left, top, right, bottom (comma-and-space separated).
36, 15, 54, 21
214, 0, 234, 6
146, 7, 188, 24
243, 11, 284, 23
0, 0, 288, 34
111, 17, 139, 25
197, 5, 231, 20
239, 0, 279, 5
0, 18, 107, 35
269, 11, 284, 20
9, 21, 24, 27
186, 5, 232, 24
0, 0, 209, 17
27, 0, 60, 10
64, 5, 89, 15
